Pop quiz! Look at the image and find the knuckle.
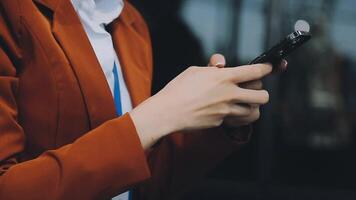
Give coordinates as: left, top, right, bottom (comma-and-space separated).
215, 69, 228, 81
232, 88, 242, 100
210, 69, 222, 80
219, 104, 231, 115
232, 93, 241, 103
223, 87, 239, 102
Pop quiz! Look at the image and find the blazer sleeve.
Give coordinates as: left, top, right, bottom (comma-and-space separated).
0, 14, 150, 200
136, 127, 250, 200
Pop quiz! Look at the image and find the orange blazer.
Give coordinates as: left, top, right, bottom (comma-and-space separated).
0, 0, 249, 199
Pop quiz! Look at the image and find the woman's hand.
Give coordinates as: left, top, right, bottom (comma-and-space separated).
209, 55, 288, 127
130, 55, 274, 149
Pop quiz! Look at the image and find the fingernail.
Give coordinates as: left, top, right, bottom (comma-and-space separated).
215, 62, 224, 68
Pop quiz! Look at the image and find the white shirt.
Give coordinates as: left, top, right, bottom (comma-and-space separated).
71, 0, 133, 115
70, 0, 132, 199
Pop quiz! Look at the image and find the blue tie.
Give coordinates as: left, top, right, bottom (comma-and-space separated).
112, 62, 132, 200
113, 62, 123, 116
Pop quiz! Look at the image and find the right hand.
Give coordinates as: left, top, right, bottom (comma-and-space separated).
130, 57, 272, 149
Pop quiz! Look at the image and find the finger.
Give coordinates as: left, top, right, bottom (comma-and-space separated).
240, 108, 260, 123
228, 103, 253, 117
208, 54, 226, 68
223, 63, 273, 83
239, 80, 263, 90
225, 107, 260, 126
232, 88, 269, 104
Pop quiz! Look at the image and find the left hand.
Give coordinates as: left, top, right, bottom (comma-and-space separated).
208, 54, 288, 127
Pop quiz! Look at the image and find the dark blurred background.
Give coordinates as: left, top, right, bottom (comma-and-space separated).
131, 0, 356, 199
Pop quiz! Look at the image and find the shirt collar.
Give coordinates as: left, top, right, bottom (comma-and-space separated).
71, 0, 124, 26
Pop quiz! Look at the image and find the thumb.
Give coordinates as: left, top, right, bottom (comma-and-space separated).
208, 54, 226, 68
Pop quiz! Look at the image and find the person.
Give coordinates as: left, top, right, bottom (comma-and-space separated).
0, 0, 287, 199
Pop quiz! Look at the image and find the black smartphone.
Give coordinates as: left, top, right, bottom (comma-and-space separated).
249, 31, 312, 67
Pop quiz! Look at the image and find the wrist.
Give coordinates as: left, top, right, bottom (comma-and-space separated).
129, 96, 179, 149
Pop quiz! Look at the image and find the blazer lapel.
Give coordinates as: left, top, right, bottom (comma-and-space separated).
33, 0, 152, 129
110, 6, 152, 108
35, 0, 117, 129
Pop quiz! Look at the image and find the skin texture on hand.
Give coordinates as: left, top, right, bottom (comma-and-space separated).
130, 54, 281, 149
209, 54, 288, 127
